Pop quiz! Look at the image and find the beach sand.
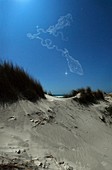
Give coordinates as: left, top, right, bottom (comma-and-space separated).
0, 95, 112, 170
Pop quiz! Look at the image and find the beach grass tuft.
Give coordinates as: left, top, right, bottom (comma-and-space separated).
64, 87, 105, 105
0, 61, 45, 104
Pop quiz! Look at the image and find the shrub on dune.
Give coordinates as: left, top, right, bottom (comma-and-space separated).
78, 87, 96, 105
77, 88, 104, 105
64, 87, 105, 105
93, 89, 105, 100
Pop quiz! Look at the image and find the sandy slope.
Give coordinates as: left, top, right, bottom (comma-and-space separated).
0, 95, 112, 170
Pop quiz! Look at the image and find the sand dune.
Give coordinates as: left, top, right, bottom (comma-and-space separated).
0, 95, 112, 170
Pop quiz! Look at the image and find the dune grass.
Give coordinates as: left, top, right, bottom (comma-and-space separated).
0, 61, 45, 104
64, 87, 105, 105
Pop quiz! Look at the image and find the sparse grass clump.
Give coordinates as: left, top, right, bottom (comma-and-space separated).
93, 89, 105, 101
77, 87, 96, 105
77, 88, 104, 105
0, 61, 45, 104
64, 87, 105, 105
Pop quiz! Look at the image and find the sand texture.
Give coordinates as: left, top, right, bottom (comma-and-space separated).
0, 95, 112, 170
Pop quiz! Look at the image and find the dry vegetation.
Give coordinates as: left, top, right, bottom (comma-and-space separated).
0, 61, 45, 104
64, 87, 105, 105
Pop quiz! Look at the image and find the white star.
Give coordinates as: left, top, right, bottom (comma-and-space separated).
65, 71, 68, 75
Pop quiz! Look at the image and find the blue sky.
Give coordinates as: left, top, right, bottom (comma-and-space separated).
0, 0, 112, 94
